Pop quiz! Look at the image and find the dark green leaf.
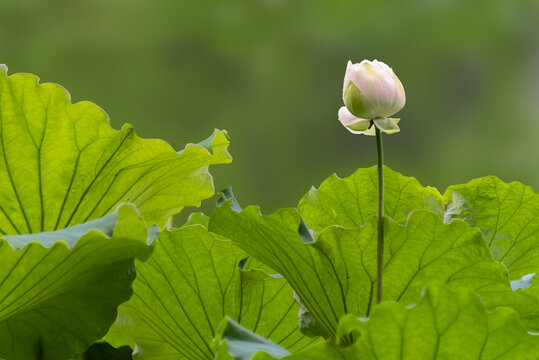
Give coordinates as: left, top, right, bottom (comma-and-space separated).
81, 342, 132, 360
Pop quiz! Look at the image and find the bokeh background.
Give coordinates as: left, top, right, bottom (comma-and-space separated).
2, 0, 538, 219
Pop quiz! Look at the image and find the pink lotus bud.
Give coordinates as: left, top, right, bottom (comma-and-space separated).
342, 60, 405, 120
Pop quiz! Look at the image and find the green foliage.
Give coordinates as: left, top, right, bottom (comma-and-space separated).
1, 65, 538, 360
298, 166, 443, 231
0, 205, 150, 360
0, 66, 231, 232
209, 196, 525, 342
212, 318, 291, 360
79, 342, 132, 360
242, 285, 539, 360
207, 167, 539, 358
443, 176, 539, 331
352, 284, 539, 360
444, 177, 539, 279
0, 66, 231, 359
296, 166, 539, 331
504, 276, 539, 331
105, 220, 316, 359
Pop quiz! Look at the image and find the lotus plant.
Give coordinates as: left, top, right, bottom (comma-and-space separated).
339, 59, 406, 303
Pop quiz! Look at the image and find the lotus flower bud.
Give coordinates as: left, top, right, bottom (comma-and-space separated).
342, 60, 405, 120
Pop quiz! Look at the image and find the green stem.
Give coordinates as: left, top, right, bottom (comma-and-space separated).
375, 125, 384, 304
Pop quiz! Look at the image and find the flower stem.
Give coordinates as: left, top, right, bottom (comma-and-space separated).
375, 125, 384, 304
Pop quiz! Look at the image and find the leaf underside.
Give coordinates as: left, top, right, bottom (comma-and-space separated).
0, 67, 231, 233
0, 66, 232, 359
210, 197, 516, 341
297, 167, 539, 331
252, 284, 539, 360
0, 205, 151, 360
106, 221, 318, 360
444, 176, 539, 280
298, 166, 443, 232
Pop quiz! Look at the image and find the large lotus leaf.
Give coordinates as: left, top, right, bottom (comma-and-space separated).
443, 176, 539, 279
253, 284, 539, 360
209, 197, 513, 342
298, 166, 443, 231
0, 65, 231, 232
0, 205, 152, 360
352, 284, 539, 360
443, 177, 539, 330
0, 65, 232, 359
105, 223, 318, 360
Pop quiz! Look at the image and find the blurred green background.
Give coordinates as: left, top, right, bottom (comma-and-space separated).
2, 0, 538, 217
